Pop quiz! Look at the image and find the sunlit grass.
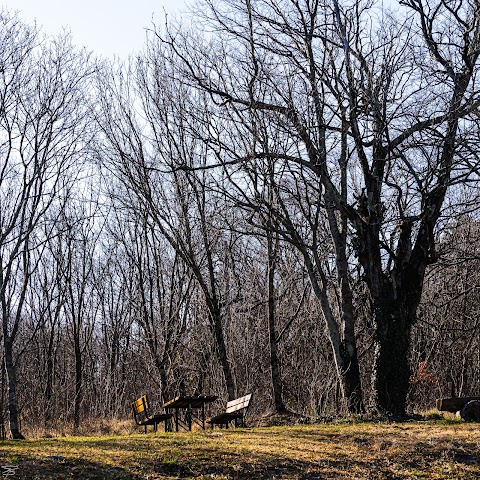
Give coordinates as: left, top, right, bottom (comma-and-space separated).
0, 421, 478, 478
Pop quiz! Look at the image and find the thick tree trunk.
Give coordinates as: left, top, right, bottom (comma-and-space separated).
371, 295, 414, 416
360, 218, 425, 416
4, 338, 24, 439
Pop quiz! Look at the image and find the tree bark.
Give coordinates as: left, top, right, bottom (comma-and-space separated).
340, 342, 364, 414
303, 251, 363, 414
210, 304, 236, 401
73, 336, 82, 432
267, 230, 287, 413
44, 341, 54, 425
325, 192, 364, 414
4, 338, 24, 439
437, 397, 480, 413
371, 296, 413, 416
44, 323, 57, 425
158, 360, 170, 405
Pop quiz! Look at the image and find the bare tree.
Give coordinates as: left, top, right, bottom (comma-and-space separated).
94, 251, 133, 417
159, 0, 480, 415
94, 54, 239, 399
60, 201, 101, 432
0, 13, 92, 437
30, 229, 68, 427
104, 207, 194, 403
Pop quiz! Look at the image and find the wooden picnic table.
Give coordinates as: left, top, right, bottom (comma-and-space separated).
162, 395, 218, 431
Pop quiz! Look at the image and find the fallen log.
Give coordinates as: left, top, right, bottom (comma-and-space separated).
436, 397, 480, 413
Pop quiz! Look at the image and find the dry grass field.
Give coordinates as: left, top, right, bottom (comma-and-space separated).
0, 420, 478, 479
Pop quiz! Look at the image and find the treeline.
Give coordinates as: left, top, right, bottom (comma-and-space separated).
1, 0, 480, 438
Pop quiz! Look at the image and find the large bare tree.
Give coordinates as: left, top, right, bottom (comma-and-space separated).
160, 0, 480, 415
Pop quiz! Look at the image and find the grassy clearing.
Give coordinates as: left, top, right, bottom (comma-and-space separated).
0, 421, 478, 479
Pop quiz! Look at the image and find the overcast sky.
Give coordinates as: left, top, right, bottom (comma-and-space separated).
1, 0, 189, 58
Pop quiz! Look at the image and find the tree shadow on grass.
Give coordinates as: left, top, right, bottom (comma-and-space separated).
0, 455, 356, 480
4, 446, 480, 480
141, 447, 369, 479
0, 456, 140, 480
4, 428, 480, 479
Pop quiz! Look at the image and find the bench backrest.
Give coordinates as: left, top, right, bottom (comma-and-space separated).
225, 393, 252, 414
132, 395, 151, 421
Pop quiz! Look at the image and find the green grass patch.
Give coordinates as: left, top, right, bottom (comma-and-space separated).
0, 422, 478, 478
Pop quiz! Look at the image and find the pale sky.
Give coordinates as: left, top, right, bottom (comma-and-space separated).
1, 0, 189, 58
1, 1, 404, 59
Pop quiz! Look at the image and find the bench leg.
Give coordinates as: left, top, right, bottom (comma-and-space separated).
144, 424, 147, 434
187, 403, 192, 431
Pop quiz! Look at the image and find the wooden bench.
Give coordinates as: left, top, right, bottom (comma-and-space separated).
436, 397, 480, 422
207, 393, 252, 428
132, 395, 173, 433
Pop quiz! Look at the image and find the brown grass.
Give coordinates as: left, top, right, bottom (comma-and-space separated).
19, 418, 137, 439
0, 421, 478, 479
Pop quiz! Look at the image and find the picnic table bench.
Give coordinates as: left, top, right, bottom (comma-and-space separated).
436, 396, 480, 422
132, 395, 173, 433
163, 395, 218, 431
207, 393, 252, 428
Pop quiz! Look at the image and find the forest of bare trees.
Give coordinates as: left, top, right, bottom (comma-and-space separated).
1, 0, 480, 439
